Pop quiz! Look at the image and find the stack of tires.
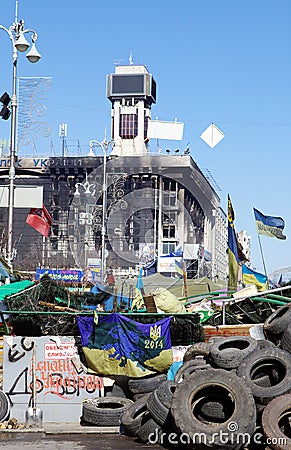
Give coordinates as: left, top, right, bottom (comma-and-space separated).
81, 373, 166, 428
122, 373, 170, 443
121, 378, 178, 445
119, 303, 291, 449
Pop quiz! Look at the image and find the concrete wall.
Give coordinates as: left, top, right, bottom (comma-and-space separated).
2, 335, 105, 423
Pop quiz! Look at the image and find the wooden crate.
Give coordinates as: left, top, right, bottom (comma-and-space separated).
143, 295, 157, 313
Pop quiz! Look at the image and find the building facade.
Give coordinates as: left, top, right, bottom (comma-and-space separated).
0, 64, 228, 280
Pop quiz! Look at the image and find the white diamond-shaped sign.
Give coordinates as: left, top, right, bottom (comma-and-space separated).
200, 123, 225, 148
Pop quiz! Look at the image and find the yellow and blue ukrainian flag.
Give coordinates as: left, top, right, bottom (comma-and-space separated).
175, 258, 184, 276
131, 268, 145, 311
227, 195, 240, 291
253, 208, 286, 240
242, 265, 268, 292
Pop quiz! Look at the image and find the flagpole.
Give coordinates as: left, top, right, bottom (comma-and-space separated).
257, 234, 268, 280
182, 261, 188, 300
42, 235, 45, 267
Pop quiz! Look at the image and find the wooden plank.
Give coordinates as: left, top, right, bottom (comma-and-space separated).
203, 324, 254, 342
38, 301, 79, 312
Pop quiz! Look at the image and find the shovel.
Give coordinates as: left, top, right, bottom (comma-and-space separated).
25, 344, 43, 428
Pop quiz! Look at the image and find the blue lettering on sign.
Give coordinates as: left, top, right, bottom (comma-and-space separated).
35, 268, 84, 283
33, 159, 48, 168
0, 159, 8, 168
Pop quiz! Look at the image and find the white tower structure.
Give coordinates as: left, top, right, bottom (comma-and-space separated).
107, 65, 156, 156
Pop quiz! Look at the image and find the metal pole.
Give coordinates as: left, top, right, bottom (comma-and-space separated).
157, 175, 163, 265
1, 4, 41, 273
257, 234, 268, 278
222, 300, 226, 325
153, 176, 157, 259
101, 142, 108, 284
7, 44, 18, 272
88, 139, 114, 284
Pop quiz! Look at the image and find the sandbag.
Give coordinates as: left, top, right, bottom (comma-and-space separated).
152, 288, 186, 314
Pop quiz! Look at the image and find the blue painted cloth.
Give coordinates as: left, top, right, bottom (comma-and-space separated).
77, 313, 173, 377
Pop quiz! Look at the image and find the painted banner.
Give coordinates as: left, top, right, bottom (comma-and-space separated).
35, 268, 84, 283
77, 313, 173, 378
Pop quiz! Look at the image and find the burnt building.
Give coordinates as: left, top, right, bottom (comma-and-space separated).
0, 64, 227, 280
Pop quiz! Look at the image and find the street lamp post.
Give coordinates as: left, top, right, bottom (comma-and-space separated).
88, 139, 114, 283
0, 1, 41, 272
74, 174, 96, 270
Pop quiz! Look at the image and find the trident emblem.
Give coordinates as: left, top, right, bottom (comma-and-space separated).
150, 324, 161, 342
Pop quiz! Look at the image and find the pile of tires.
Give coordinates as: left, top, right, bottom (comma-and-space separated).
120, 379, 178, 445
120, 311, 291, 449
81, 373, 167, 427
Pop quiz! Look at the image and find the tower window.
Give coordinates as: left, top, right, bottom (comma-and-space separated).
119, 114, 138, 139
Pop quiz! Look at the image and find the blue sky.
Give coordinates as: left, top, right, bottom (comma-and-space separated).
0, 0, 290, 276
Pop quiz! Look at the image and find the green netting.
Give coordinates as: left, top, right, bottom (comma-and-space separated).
0, 280, 34, 301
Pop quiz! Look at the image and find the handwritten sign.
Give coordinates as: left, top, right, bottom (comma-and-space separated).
44, 342, 77, 360
3, 336, 107, 422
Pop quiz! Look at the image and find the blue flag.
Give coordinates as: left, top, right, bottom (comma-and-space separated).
77, 313, 172, 377
136, 267, 144, 291
228, 195, 240, 290
254, 208, 286, 240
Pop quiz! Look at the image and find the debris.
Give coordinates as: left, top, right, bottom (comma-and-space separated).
0, 418, 19, 429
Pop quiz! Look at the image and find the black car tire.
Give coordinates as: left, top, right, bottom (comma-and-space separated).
209, 336, 258, 369
171, 368, 256, 450
281, 322, 291, 354
262, 394, 291, 450
120, 393, 150, 436
237, 348, 291, 405
135, 411, 162, 444
128, 374, 167, 395
0, 391, 10, 422
183, 342, 210, 363
82, 396, 133, 426
147, 389, 170, 426
263, 305, 291, 336
155, 380, 178, 409
174, 359, 209, 383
